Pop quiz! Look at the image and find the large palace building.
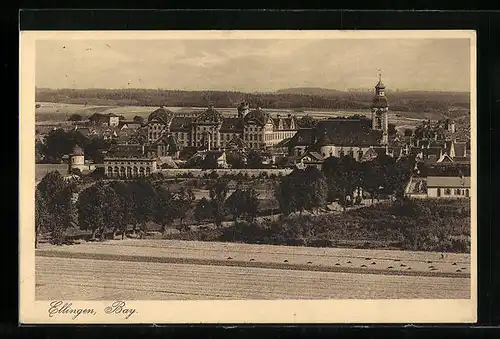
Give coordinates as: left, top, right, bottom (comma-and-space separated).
103, 75, 393, 177
146, 102, 299, 155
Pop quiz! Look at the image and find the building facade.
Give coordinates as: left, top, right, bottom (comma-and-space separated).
103, 144, 158, 178
144, 103, 299, 154
426, 176, 471, 198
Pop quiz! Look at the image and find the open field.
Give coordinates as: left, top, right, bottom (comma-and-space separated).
35, 256, 470, 300
37, 239, 470, 277
35, 164, 68, 182
35, 239, 470, 300
35, 102, 435, 127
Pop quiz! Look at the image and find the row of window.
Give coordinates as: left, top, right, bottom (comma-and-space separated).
106, 166, 152, 177
105, 161, 153, 166
442, 188, 470, 196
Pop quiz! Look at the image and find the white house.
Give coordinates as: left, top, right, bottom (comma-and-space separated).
426, 176, 471, 198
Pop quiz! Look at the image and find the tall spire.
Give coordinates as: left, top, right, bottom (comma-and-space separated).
378, 68, 382, 82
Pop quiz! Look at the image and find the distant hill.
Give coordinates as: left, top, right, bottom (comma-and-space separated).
275, 87, 345, 96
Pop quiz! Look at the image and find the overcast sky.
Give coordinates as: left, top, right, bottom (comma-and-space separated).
35, 38, 471, 92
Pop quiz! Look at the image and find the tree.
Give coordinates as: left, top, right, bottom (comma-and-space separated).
129, 178, 157, 237
297, 115, 317, 128
225, 188, 246, 239
226, 152, 245, 169
274, 169, 307, 215
202, 155, 219, 170
109, 181, 136, 239
242, 188, 259, 223
35, 189, 52, 248
133, 115, 144, 124
209, 180, 229, 227
68, 114, 83, 122
36, 171, 74, 244
194, 197, 214, 223
41, 129, 90, 162
303, 166, 328, 212
247, 151, 264, 169
322, 156, 362, 210
155, 186, 176, 234
84, 137, 109, 163
77, 182, 121, 240
174, 188, 195, 228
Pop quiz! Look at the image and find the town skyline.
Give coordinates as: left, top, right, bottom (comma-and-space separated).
35, 38, 471, 93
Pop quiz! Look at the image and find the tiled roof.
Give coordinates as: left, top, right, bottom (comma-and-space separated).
119, 122, 142, 129
72, 144, 84, 156
106, 144, 149, 158
148, 107, 175, 124
427, 176, 471, 188
454, 142, 467, 157
220, 118, 244, 132
170, 116, 194, 131
423, 147, 442, 158
273, 137, 292, 148
178, 147, 198, 160
272, 117, 297, 130
226, 135, 249, 149
309, 119, 382, 147
195, 107, 224, 124
302, 152, 324, 162
244, 108, 271, 126
288, 128, 315, 147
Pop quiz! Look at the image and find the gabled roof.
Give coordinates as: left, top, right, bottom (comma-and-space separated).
454, 142, 467, 157
308, 119, 382, 147
158, 156, 178, 169
195, 106, 224, 124
106, 144, 148, 158
244, 108, 272, 126
226, 135, 249, 149
437, 153, 454, 163
273, 137, 292, 148
220, 118, 244, 132
301, 152, 324, 162
170, 116, 194, 131
427, 176, 471, 188
148, 107, 175, 125
288, 128, 315, 147
272, 116, 297, 130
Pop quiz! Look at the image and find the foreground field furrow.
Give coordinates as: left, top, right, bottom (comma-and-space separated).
36, 257, 470, 300
36, 259, 467, 294
36, 265, 468, 298
49, 239, 470, 264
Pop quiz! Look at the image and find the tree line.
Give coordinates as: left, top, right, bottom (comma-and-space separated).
37, 129, 114, 163
35, 171, 260, 246
275, 154, 413, 215
36, 88, 469, 113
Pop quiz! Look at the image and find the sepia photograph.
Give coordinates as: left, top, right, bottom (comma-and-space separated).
19, 30, 477, 324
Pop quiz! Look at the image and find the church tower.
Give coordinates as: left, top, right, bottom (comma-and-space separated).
371, 72, 389, 145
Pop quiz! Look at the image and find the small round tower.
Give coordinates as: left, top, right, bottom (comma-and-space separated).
68, 144, 85, 174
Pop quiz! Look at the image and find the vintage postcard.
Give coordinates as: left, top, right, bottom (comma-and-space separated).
19, 30, 477, 324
